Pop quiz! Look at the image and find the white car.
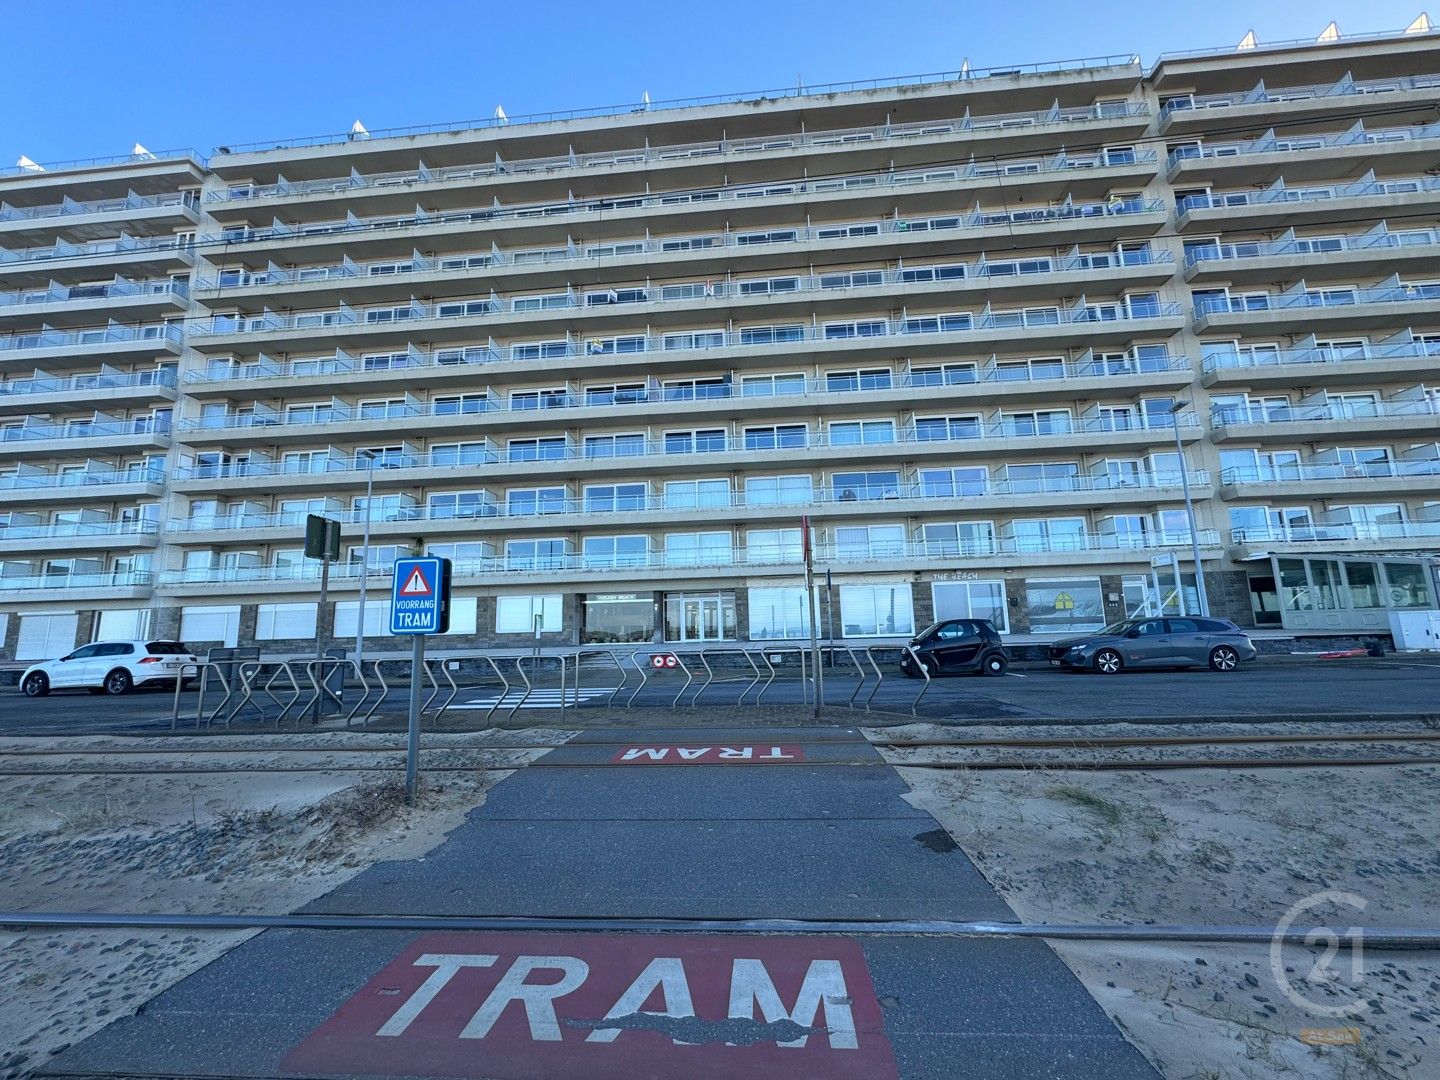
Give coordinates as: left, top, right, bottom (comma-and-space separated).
20, 640, 199, 697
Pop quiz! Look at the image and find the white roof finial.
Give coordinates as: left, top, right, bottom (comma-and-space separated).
1406, 12, 1432, 32
1317, 20, 1340, 42
132, 143, 156, 159
15, 155, 43, 172
1236, 29, 1258, 50
494, 105, 509, 124
349, 120, 369, 140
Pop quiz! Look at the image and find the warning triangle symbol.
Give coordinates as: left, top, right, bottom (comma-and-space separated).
399, 567, 432, 596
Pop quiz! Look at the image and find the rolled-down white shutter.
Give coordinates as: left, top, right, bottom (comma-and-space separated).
17, 613, 80, 660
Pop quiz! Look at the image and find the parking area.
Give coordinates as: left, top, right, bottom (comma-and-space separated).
3, 657, 1438, 736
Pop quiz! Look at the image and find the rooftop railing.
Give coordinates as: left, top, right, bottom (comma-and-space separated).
211, 58, 1142, 156
1155, 25, 1439, 63
0, 369, 177, 398
1222, 459, 1440, 484
0, 149, 204, 179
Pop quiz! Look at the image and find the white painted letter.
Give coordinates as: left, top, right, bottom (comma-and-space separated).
759, 747, 795, 759
718, 747, 754, 759
728, 958, 857, 1049
461, 955, 589, 1041
621, 748, 667, 761
676, 748, 710, 760
376, 953, 498, 1037
585, 956, 695, 1043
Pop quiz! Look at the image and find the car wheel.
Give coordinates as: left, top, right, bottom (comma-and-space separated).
919, 656, 939, 678
21, 672, 49, 698
1208, 645, 1240, 672
1094, 649, 1124, 675
980, 652, 1008, 677
102, 668, 134, 695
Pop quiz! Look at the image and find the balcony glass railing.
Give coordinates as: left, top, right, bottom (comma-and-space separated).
0, 190, 197, 223
0, 369, 177, 398
0, 278, 188, 310
194, 193, 1165, 271
1185, 229, 1440, 267
0, 322, 183, 354
1195, 283, 1440, 318
1222, 460, 1440, 484
1231, 520, 1440, 545
0, 519, 158, 541
1213, 399, 1440, 426
0, 417, 171, 443
208, 101, 1149, 201
158, 529, 1220, 587
1202, 340, 1440, 373
0, 234, 195, 266
1161, 74, 1440, 118
172, 414, 1198, 482
0, 569, 152, 590
1177, 175, 1440, 216
0, 466, 165, 491
1167, 123, 1440, 169
166, 472, 1208, 533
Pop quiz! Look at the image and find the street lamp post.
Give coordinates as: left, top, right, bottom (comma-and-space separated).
1168, 400, 1210, 617
354, 451, 377, 671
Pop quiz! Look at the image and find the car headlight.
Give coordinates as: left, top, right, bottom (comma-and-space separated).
1067, 644, 1086, 654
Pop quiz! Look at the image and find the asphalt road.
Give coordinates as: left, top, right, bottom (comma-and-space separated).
3, 658, 1438, 736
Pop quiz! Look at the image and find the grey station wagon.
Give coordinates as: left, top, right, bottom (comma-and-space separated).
1047, 617, 1258, 674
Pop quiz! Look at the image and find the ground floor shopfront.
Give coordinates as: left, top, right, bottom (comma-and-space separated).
3, 556, 1435, 662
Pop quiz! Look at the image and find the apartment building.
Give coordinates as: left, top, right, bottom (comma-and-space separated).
3, 26, 1440, 660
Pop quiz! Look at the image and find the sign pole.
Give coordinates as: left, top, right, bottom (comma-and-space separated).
312, 548, 330, 724
802, 515, 820, 718
405, 632, 423, 805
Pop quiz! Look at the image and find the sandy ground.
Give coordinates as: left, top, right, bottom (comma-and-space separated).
0, 729, 570, 1080
880, 722, 1440, 1079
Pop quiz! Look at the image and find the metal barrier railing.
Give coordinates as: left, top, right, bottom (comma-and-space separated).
692, 648, 763, 706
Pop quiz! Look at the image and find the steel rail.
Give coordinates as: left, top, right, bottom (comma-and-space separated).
2, 911, 1435, 949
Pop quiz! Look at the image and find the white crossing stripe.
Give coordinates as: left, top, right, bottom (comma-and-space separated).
450, 688, 619, 710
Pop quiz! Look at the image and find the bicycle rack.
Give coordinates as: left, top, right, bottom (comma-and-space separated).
904, 645, 932, 714
344, 659, 382, 725
431, 657, 462, 717
292, 658, 353, 723
171, 661, 230, 730
692, 648, 762, 706
623, 651, 650, 707
836, 647, 869, 710
219, 660, 269, 725
754, 646, 807, 705
262, 661, 303, 724
507, 655, 536, 720
862, 647, 887, 712
420, 658, 444, 715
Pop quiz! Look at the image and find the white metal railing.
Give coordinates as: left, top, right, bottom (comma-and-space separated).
1196, 282, 1440, 318
1231, 520, 1440, 544
0, 322, 183, 353
0, 369, 178, 397
1161, 73, 1440, 119
1168, 122, 1440, 169
1202, 340, 1440, 373
1213, 399, 1440, 426
1222, 460, 1440, 484
0, 233, 196, 266
0, 278, 188, 309
0, 518, 158, 541
1177, 174, 1440, 215
0, 466, 165, 491
0, 190, 197, 223
0, 569, 152, 590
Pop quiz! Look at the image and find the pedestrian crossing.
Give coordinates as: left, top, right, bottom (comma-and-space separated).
449, 688, 620, 709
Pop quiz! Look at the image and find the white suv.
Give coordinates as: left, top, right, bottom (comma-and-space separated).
20, 640, 199, 697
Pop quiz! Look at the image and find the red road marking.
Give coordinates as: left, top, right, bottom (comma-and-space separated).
609, 745, 807, 764
282, 932, 897, 1079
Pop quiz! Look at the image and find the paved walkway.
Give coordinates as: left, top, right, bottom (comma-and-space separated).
46, 725, 1158, 1079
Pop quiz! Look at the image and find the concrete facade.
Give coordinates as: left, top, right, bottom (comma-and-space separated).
4, 29, 1440, 659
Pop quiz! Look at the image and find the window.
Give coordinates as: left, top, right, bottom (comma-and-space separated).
932, 580, 1008, 633
738, 324, 804, 346
1001, 410, 1072, 436
583, 433, 644, 459
664, 428, 726, 454
429, 492, 491, 519
664, 377, 729, 401
746, 528, 803, 562
510, 388, 570, 411
748, 587, 811, 640
838, 584, 915, 637
256, 603, 318, 640
914, 415, 981, 441
901, 312, 972, 334
920, 521, 996, 556
584, 383, 646, 407
823, 319, 887, 340
745, 424, 808, 450
1003, 462, 1080, 494
582, 535, 648, 569
830, 471, 900, 501
1010, 517, 1088, 551
496, 595, 562, 634
663, 531, 733, 566
919, 467, 988, 497
829, 419, 894, 446
826, 368, 892, 392
744, 475, 813, 506
505, 538, 570, 570
433, 394, 489, 416
178, 605, 241, 647
505, 437, 567, 462
909, 362, 977, 386
664, 479, 730, 509
506, 487, 567, 516
432, 441, 492, 466
834, 524, 906, 558
741, 372, 806, 397
1025, 577, 1105, 633
584, 483, 646, 512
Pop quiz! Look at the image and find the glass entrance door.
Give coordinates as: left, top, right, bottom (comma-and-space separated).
681, 597, 722, 641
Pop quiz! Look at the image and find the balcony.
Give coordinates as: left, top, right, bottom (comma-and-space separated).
1185, 225, 1440, 284
0, 277, 189, 326
0, 190, 199, 246
0, 517, 159, 554
1211, 397, 1440, 441
167, 471, 1210, 542
0, 321, 184, 370
156, 529, 1220, 595
1167, 121, 1440, 183
1230, 518, 1440, 554
170, 413, 1201, 494
1159, 73, 1440, 133
0, 414, 171, 456
0, 368, 177, 415
177, 353, 1192, 434
0, 234, 195, 284
0, 568, 152, 599
1177, 173, 1440, 232
205, 101, 1151, 215
1220, 459, 1440, 499
1202, 335, 1440, 388
1194, 280, 1440, 335
193, 193, 1168, 286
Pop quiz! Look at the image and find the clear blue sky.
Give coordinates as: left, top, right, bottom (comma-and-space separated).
6, 0, 1430, 165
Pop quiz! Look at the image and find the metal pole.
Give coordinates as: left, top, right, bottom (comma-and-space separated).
312, 552, 330, 724
1171, 553, 1185, 617
802, 515, 820, 716
405, 634, 423, 806
354, 456, 375, 673
1171, 402, 1211, 617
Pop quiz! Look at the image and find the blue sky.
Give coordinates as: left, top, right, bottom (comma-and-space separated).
6, 0, 1431, 165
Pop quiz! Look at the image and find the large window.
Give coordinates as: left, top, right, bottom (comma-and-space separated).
582, 535, 648, 569
831, 471, 900, 501
748, 587, 812, 640
496, 595, 562, 635
584, 483, 647, 512
665, 479, 731, 509
663, 531, 733, 566
838, 584, 915, 637
744, 475, 812, 506
255, 603, 318, 640
582, 593, 653, 644
932, 581, 1008, 634
746, 528, 803, 563
178, 605, 241, 647
663, 592, 736, 642
1025, 577, 1105, 633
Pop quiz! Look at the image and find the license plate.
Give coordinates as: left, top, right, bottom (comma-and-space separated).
1049, 659, 1061, 666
